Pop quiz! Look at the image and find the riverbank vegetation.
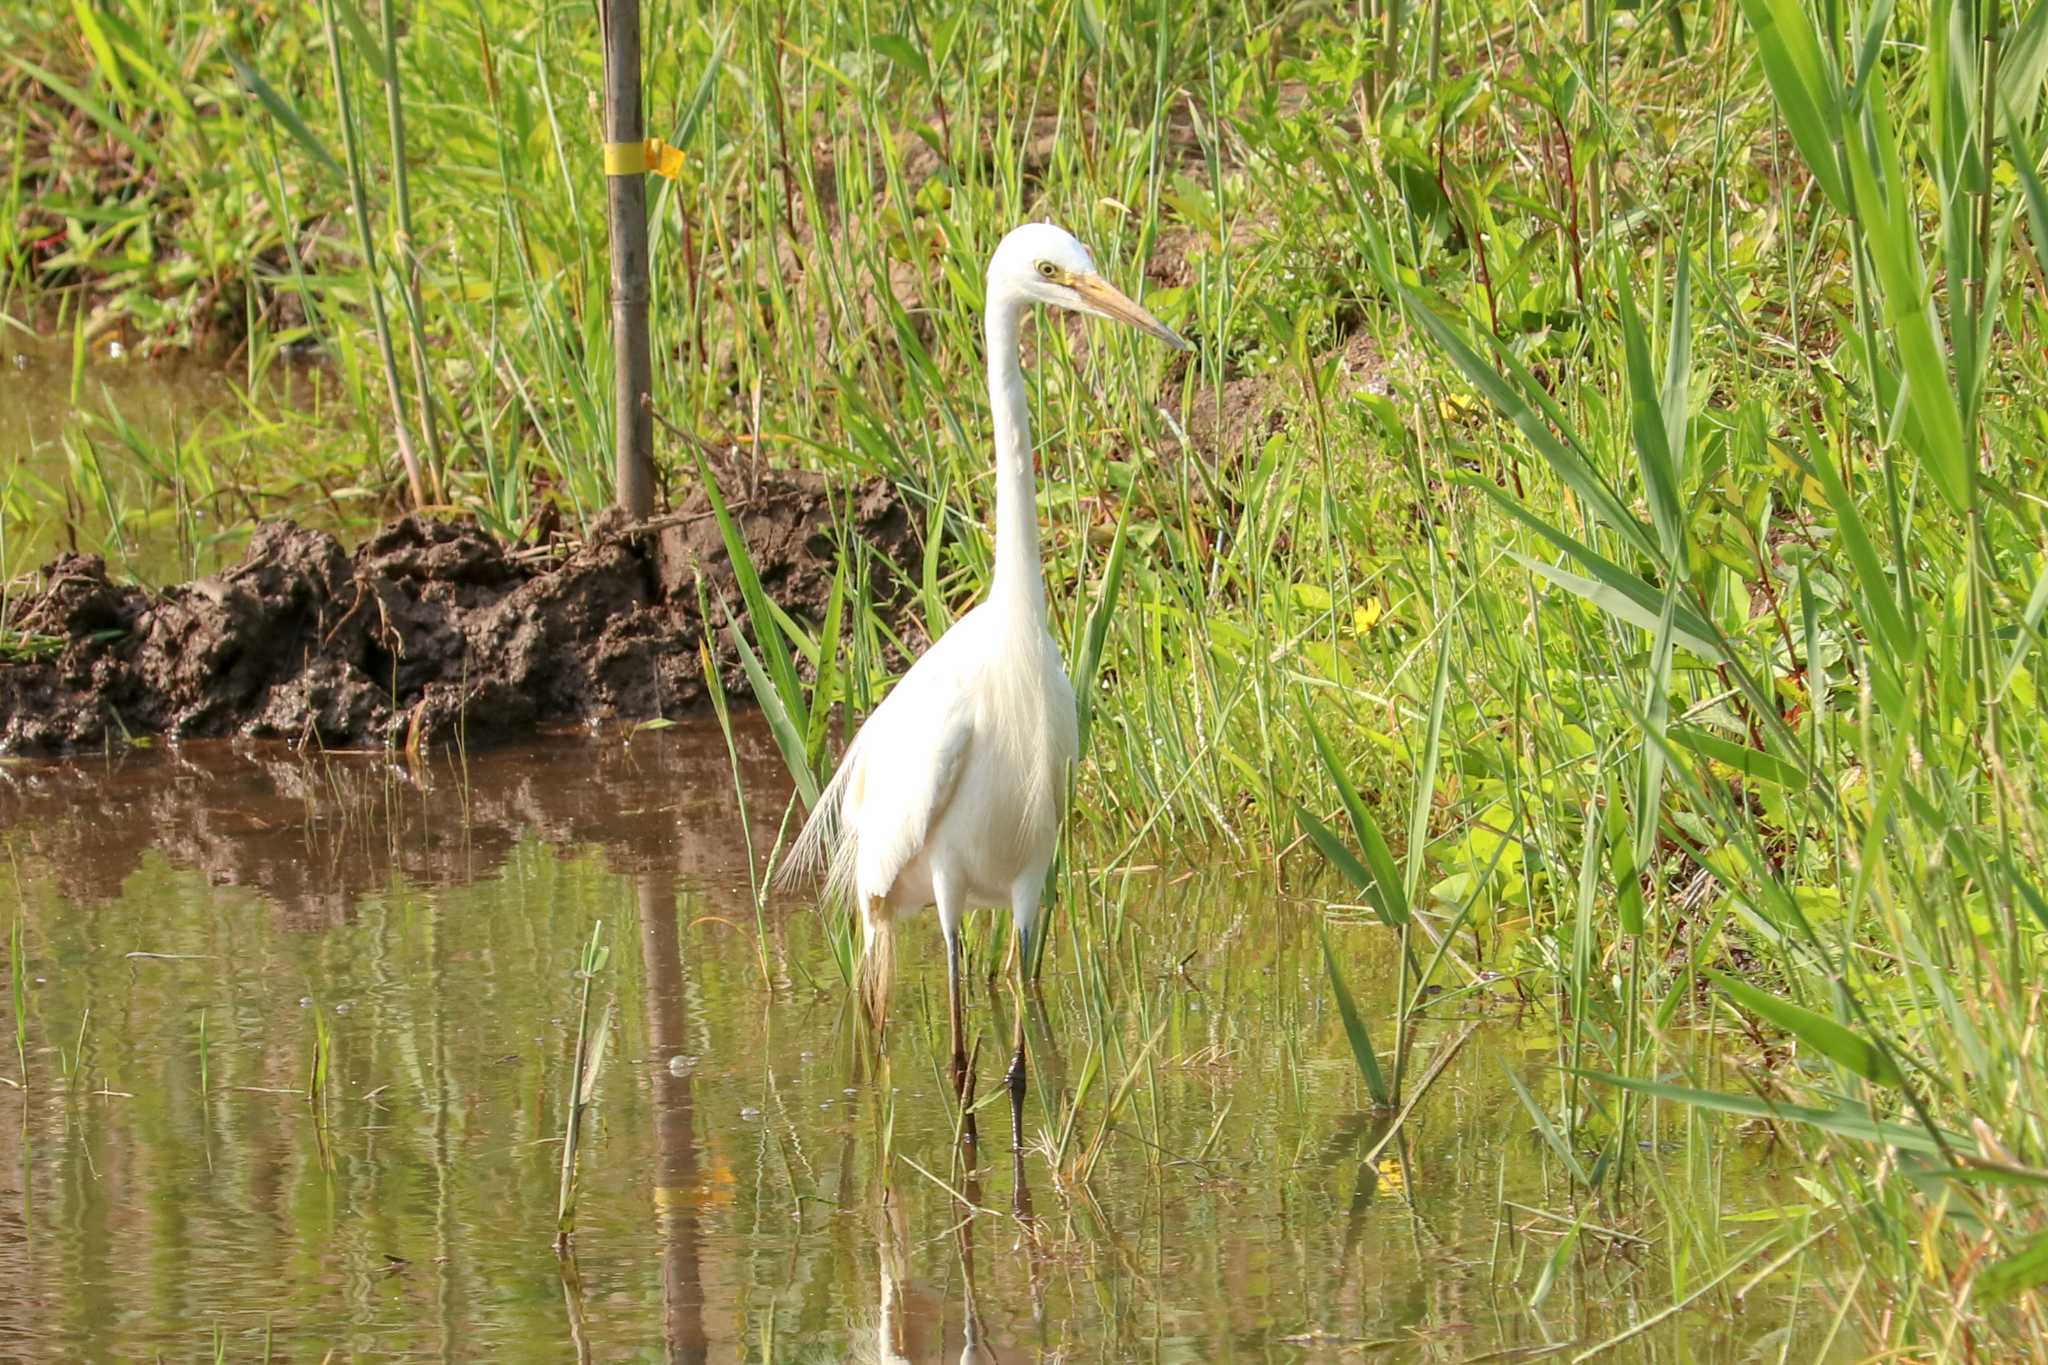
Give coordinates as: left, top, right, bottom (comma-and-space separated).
8, 0, 2048, 1353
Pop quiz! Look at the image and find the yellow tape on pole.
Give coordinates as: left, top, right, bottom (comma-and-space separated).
602, 137, 683, 179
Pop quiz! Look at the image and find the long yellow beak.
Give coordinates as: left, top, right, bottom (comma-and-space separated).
1072, 273, 1192, 350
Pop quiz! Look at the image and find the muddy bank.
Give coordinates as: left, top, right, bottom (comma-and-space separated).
1, 465, 913, 754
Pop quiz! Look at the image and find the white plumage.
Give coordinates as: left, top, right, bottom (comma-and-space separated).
784, 221, 1188, 1144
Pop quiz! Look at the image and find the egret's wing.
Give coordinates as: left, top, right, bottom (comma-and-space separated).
779, 631, 980, 907
844, 677, 975, 905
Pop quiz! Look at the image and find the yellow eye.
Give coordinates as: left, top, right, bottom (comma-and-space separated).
1036, 261, 1058, 279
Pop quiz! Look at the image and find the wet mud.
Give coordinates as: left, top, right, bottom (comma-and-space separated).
1, 463, 913, 754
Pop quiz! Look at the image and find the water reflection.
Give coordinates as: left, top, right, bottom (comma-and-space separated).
0, 328, 344, 584
0, 726, 789, 917
875, 1151, 1008, 1363
0, 719, 1855, 1361
639, 869, 710, 1363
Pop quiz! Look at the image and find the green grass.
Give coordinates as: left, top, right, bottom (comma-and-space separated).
8, 0, 2048, 1353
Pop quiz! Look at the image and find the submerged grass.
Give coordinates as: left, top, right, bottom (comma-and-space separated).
555, 920, 615, 1251
7, 0, 2048, 1353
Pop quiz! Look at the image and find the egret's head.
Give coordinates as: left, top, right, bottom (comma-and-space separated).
989, 222, 1191, 349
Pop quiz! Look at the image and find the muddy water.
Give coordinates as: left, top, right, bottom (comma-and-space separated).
1, 718, 1846, 1362
0, 328, 343, 585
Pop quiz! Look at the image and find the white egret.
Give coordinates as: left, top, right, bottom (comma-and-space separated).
785, 222, 1188, 1145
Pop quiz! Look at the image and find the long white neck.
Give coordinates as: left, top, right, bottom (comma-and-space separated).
985, 287, 1045, 620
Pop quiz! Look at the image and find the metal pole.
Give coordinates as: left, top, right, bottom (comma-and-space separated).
603, 0, 657, 520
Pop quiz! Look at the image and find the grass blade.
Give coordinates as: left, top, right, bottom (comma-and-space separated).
1709, 971, 1904, 1089
1297, 804, 1375, 903
225, 48, 343, 179
1321, 925, 1390, 1107
1073, 500, 1132, 753
1305, 713, 1408, 925
1579, 1070, 1953, 1153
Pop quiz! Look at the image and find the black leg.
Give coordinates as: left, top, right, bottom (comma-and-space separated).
945, 925, 977, 1146
1008, 923, 1035, 1151
1006, 974, 1029, 1151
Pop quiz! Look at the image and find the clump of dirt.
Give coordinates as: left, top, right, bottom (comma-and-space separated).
1182, 372, 1286, 458
1, 462, 914, 754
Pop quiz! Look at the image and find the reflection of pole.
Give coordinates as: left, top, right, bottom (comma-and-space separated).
638, 872, 708, 1362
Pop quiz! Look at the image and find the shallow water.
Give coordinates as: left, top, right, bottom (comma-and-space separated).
0, 719, 1849, 1361
0, 326, 345, 585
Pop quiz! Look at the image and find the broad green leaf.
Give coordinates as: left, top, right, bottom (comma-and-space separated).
1606, 787, 1644, 936
2004, 0, 2048, 127
1938, 1163, 2048, 1191
1406, 639, 1451, 909
1291, 582, 1334, 611
71, 0, 134, 103
578, 999, 615, 1105
329, 0, 392, 85
1504, 1063, 1594, 1187
660, 23, 731, 158
1618, 265, 1683, 562
694, 450, 807, 737
1738, 0, 1850, 211
1778, 438, 1913, 661
728, 622, 819, 809
870, 33, 931, 79
2004, 859, 2048, 935
1839, 92, 1972, 514
1635, 582, 1679, 900
1710, 971, 1903, 1088
1509, 551, 1724, 662
1529, 1219, 1580, 1311
1979, 1230, 2048, 1303
9, 56, 163, 173
1458, 476, 1724, 660
1669, 727, 1808, 790
1659, 247, 1693, 509
1996, 547, 2048, 697
1577, 1071, 1948, 1151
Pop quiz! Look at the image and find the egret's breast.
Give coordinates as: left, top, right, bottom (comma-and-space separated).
942, 634, 1075, 900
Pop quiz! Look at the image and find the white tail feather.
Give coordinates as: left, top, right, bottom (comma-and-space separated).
778, 741, 859, 893
859, 902, 896, 1024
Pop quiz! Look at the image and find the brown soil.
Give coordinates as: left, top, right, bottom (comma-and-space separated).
1, 463, 913, 754
1181, 372, 1286, 457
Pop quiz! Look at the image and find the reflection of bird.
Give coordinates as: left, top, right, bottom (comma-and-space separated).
869, 1182, 1000, 1365
787, 222, 1188, 1140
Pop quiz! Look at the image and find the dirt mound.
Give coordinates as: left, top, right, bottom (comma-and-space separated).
1, 465, 913, 754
